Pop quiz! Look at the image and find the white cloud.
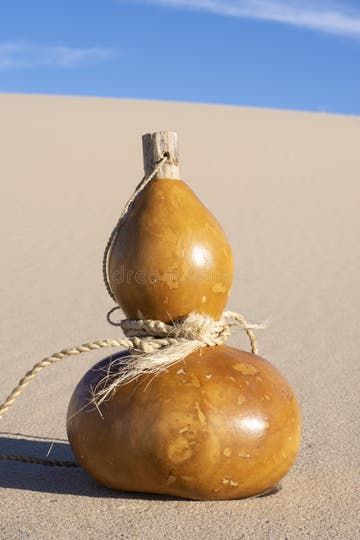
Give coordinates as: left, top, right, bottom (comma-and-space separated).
136, 0, 360, 38
0, 42, 116, 70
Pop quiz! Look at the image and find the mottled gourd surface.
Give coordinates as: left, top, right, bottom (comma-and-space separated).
108, 179, 234, 322
67, 345, 301, 500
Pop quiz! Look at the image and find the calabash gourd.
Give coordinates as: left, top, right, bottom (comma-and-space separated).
67, 132, 301, 500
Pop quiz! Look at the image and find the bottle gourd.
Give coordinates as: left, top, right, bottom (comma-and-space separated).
67, 132, 301, 500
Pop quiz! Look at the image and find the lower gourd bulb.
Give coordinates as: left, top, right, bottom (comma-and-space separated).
67, 345, 301, 500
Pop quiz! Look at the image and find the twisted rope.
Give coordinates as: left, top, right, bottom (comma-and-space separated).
0, 311, 261, 420
0, 339, 132, 468
0, 339, 129, 420
0, 455, 80, 467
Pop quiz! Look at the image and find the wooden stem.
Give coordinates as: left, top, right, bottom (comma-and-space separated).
142, 131, 180, 180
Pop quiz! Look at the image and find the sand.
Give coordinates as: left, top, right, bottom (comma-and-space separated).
0, 94, 359, 539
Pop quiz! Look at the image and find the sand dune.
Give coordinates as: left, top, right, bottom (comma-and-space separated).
0, 94, 359, 539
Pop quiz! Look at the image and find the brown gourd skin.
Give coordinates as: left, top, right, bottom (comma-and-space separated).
108, 179, 234, 322
67, 345, 301, 500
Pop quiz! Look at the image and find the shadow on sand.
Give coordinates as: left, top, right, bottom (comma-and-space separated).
0, 433, 174, 500
0, 433, 281, 501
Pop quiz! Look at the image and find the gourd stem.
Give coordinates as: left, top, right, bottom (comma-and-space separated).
142, 131, 180, 179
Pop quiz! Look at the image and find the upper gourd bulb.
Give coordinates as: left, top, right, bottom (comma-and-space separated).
108, 131, 234, 322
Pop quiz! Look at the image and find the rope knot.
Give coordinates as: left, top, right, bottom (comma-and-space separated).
89, 309, 265, 405
172, 312, 230, 346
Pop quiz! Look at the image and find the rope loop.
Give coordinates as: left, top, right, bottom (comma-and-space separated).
0, 158, 265, 469
102, 154, 169, 302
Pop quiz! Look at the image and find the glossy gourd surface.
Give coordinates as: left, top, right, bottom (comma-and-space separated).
108, 179, 234, 322
67, 345, 301, 500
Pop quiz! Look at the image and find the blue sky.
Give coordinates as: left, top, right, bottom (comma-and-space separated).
0, 0, 359, 115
